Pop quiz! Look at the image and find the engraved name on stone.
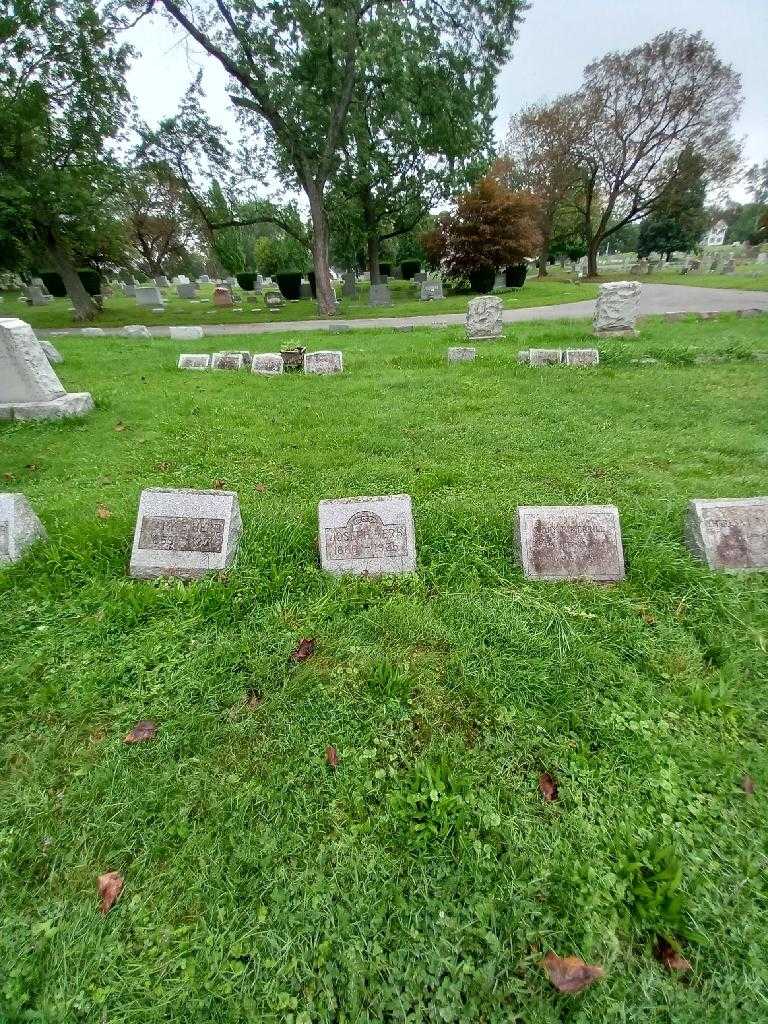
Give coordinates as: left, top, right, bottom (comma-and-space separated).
318, 494, 416, 575
517, 505, 625, 581
325, 511, 408, 561
685, 497, 768, 571
138, 516, 225, 553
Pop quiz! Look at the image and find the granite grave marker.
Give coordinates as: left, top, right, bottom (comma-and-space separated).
516, 505, 625, 582
318, 494, 416, 575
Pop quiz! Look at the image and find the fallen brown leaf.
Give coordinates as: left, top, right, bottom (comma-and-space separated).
741, 774, 756, 796
25, 463, 39, 471
98, 871, 124, 914
113, 421, 126, 432
325, 745, 339, 768
654, 938, 692, 973
123, 720, 157, 744
255, 483, 267, 493
539, 772, 558, 802
96, 505, 111, 520
213, 478, 226, 489
155, 461, 172, 472
290, 638, 316, 662
541, 952, 605, 993
246, 689, 262, 709
2, 472, 15, 482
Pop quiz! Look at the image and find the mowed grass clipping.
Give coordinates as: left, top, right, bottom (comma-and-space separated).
1, 315, 768, 1023
0, 276, 597, 330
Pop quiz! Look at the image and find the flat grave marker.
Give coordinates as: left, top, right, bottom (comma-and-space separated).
564, 348, 600, 366
516, 505, 625, 582
304, 350, 343, 374
211, 352, 245, 371
251, 353, 284, 375
318, 494, 416, 575
178, 354, 210, 370
447, 346, 477, 363
685, 497, 768, 572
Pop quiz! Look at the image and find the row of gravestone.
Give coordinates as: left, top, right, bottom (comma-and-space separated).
178, 350, 343, 374
3, 489, 767, 577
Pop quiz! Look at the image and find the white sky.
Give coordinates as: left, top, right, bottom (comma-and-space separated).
126, 0, 767, 204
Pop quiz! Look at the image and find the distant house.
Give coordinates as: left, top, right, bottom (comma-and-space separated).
703, 220, 728, 246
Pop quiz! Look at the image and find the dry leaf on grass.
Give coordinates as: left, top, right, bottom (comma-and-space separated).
96, 505, 111, 520
2, 472, 15, 482
325, 745, 339, 768
741, 774, 756, 795
254, 483, 267, 493
212, 478, 226, 489
539, 772, 558, 802
290, 638, 316, 662
113, 421, 126, 432
123, 720, 157, 744
246, 689, 262, 709
98, 871, 124, 914
541, 952, 605, 993
654, 938, 692, 973
25, 463, 39, 471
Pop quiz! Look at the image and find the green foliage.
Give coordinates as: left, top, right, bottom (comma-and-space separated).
638, 149, 708, 258
615, 841, 692, 941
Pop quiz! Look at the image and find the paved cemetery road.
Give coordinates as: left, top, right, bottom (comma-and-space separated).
43, 283, 768, 338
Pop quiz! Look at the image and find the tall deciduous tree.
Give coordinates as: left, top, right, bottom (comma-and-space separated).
135, 0, 524, 312
636, 147, 707, 259
0, 0, 130, 319
572, 30, 742, 275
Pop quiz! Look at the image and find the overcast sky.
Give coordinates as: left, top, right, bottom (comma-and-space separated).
126, 0, 767, 202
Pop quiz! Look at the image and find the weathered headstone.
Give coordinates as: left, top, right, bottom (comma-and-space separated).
492, 271, 506, 291
122, 283, 137, 297
447, 346, 476, 363
211, 352, 244, 370
466, 296, 503, 340
264, 291, 284, 311
28, 286, 54, 307
0, 317, 93, 421
0, 493, 47, 564
722, 258, 736, 274
198, 275, 211, 284
169, 325, 204, 341
251, 353, 284, 375
129, 488, 242, 580
757, 252, 768, 264
135, 286, 165, 308
684, 497, 768, 572
564, 348, 599, 366
173, 275, 189, 285
40, 339, 63, 365
516, 505, 625, 581
368, 284, 392, 307
177, 283, 198, 299
121, 325, 151, 338
155, 276, 170, 288
342, 271, 357, 299
299, 282, 312, 299
212, 287, 234, 308
318, 494, 416, 575
81, 327, 105, 336
413, 272, 427, 284
526, 349, 562, 366
593, 281, 641, 336
420, 279, 444, 301
304, 350, 343, 374
178, 354, 210, 370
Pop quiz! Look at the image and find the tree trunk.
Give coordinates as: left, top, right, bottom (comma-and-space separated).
305, 182, 336, 315
360, 185, 380, 285
586, 242, 599, 277
46, 236, 100, 321
367, 233, 381, 286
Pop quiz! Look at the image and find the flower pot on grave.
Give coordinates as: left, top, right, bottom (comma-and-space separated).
280, 346, 306, 372
275, 272, 302, 300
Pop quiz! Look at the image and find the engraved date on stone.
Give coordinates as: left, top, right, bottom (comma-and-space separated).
529, 513, 621, 578
138, 515, 226, 553
325, 511, 407, 561
701, 507, 768, 569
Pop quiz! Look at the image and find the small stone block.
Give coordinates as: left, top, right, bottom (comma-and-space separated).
564, 348, 599, 366
129, 488, 242, 580
684, 497, 768, 572
169, 326, 204, 340
178, 354, 210, 370
528, 349, 563, 366
318, 494, 416, 575
739, 308, 763, 318
251, 353, 284, 375
80, 327, 105, 336
40, 340, 63, 364
211, 352, 245, 370
516, 505, 625, 582
9, 393, 94, 421
0, 493, 47, 564
447, 346, 476, 363
121, 325, 152, 338
304, 350, 343, 374
517, 350, 529, 363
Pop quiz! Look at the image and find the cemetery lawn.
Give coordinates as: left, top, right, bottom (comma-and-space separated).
3, 314, 768, 1023
595, 269, 768, 291
0, 277, 597, 330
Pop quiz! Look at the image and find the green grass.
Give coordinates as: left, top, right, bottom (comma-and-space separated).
593, 266, 768, 292
2, 314, 768, 1023
0, 277, 596, 330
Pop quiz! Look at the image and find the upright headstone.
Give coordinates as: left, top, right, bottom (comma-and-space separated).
178, 354, 210, 370
155, 276, 170, 288
304, 350, 343, 374
722, 258, 736, 274
264, 291, 284, 311
318, 494, 416, 575
27, 286, 53, 306
0, 318, 93, 421
299, 281, 312, 299
177, 283, 198, 299
129, 488, 242, 580
198, 275, 211, 284
516, 505, 625, 582
251, 353, 284, 375
40, 339, 63, 365
212, 287, 234, 308
420, 279, 444, 301
466, 296, 503, 340
564, 348, 599, 366
280, 346, 305, 371
211, 352, 244, 370
169, 325, 204, 341
173, 275, 190, 285
593, 281, 641, 336
0, 493, 47, 564
135, 286, 165, 309
492, 271, 506, 291
756, 252, 768, 264
684, 497, 768, 572
368, 284, 392, 307
413, 272, 427, 284
342, 271, 358, 299
447, 347, 476, 363
122, 284, 136, 297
